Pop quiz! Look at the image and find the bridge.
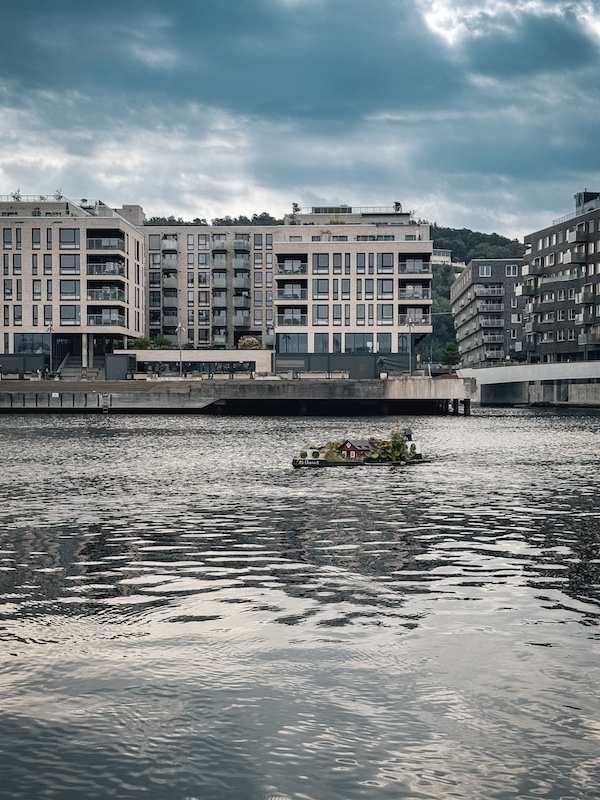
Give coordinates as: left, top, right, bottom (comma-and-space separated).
458, 362, 600, 406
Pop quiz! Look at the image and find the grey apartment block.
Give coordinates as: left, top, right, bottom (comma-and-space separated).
521, 191, 600, 363
451, 258, 525, 368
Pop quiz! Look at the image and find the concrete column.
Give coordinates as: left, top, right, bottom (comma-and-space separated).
464, 398, 471, 415
82, 333, 88, 369
452, 399, 459, 415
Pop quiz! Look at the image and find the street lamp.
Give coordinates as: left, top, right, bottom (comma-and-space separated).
176, 322, 186, 378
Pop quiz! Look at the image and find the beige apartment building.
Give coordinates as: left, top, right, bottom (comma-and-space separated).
1, 194, 145, 372
1, 196, 433, 372
143, 204, 433, 359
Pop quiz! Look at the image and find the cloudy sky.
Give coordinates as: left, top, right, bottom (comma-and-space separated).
1, 0, 599, 238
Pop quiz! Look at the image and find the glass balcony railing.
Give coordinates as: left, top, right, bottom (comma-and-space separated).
87, 288, 125, 302
87, 238, 126, 251
87, 314, 126, 326
277, 315, 307, 326
86, 263, 125, 276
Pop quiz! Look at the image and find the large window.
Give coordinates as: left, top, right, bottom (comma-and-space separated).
59, 229, 80, 249
276, 333, 307, 353
377, 279, 393, 299
479, 264, 492, 277
377, 253, 394, 273
314, 333, 329, 353
312, 254, 329, 274
377, 304, 394, 325
313, 305, 329, 325
345, 333, 373, 353
377, 333, 392, 353
60, 305, 80, 325
60, 280, 80, 300
312, 279, 329, 299
59, 254, 80, 274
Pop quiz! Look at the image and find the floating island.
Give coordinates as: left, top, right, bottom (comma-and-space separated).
292, 429, 421, 468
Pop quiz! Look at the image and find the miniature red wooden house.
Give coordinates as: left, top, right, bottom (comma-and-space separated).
339, 439, 373, 459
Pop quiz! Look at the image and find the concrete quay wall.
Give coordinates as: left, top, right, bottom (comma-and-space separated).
0, 376, 475, 414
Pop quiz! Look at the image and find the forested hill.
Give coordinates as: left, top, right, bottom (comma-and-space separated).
431, 224, 525, 263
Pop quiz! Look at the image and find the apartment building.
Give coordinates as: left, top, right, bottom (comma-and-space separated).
521, 191, 600, 363
1, 194, 145, 370
451, 258, 525, 367
144, 204, 433, 357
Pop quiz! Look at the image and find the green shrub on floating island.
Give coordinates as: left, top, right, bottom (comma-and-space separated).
299, 451, 308, 459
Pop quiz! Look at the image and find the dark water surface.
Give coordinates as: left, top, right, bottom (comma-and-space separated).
0, 408, 599, 800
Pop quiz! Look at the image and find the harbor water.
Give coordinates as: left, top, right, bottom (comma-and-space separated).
0, 408, 599, 800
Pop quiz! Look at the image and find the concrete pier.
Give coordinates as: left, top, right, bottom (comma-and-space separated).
0, 375, 476, 415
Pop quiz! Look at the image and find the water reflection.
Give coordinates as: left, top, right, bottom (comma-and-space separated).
1, 409, 600, 799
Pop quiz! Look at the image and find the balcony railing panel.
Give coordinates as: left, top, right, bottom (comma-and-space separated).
87, 238, 125, 251
87, 263, 125, 277
277, 315, 308, 326
87, 314, 126, 326
87, 288, 125, 302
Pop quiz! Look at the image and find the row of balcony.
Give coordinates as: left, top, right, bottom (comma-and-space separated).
275, 314, 432, 327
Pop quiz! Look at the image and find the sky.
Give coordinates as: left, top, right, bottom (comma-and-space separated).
1, 0, 599, 239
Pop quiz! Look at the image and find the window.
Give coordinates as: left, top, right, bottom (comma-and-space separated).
333, 304, 342, 326
198, 234, 209, 248
276, 333, 307, 353
12, 254, 21, 275
377, 253, 394, 273
557, 330, 565, 341
254, 253, 263, 267
187, 234, 194, 249
345, 333, 373, 353
13, 305, 22, 326
60, 305, 80, 325
33, 280, 42, 301
16, 279, 22, 300
356, 304, 365, 325
332, 235, 347, 242
266, 234, 272, 250
333, 253, 342, 274
187, 271, 194, 287
43, 255, 52, 274
313, 305, 329, 325
32, 229, 41, 250
46, 280, 52, 300
59, 254, 80, 274
312, 279, 329, 299
377, 279, 393, 299
365, 279, 374, 300
312, 254, 329, 274
149, 291, 161, 307
314, 332, 329, 353
4, 279, 12, 300
568, 329, 576, 341
60, 280, 80, 300
289, 236, 302, 242
254, 233, 263, 248
43, 305, 52, 325
356, 253, 365, 274
187, 291, 194, 307
341, 279, 350, 299
59, 229, 80, 249
198, 253, 208, 267
479, 265, 492, 277
254, 272, 263, 288
505, 264, 518, 276
3, 229, 12, 249
558, 289, 565, 301
377, 333, 392, 353
377, 304, 394, 325
254, 290, 263, 304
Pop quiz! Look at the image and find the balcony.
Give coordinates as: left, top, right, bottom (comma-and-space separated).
233, 314, 251, 327
213, 334, 227, 345
212, 275, 227, 289
523, 262, 543, 275
474, 286, 504, 297
277, 289, 308, 300
233, 238, 251, 251
162, 276, 178, 290
277, 262, 308, 274
233, 276, 251, 290
482, 334, 505, 343
567, 228, 588, 244
563, 251, 586, 265
162, 311, 178, 324
398, 314, 431, 326
87, 313, 126, 327
233, 295, 250, 309
479, 318, 504, 328
161, 236, 178, 250
87, 262, 125, 277
87, 237, 125, 252
398, 288, 431, 300
233, 256, 251, 270
277, 315, 307, 326
162, 295, 178, 308
212, 313, 228, 326
477, 302, 504, 313
399, 262, 431, 274
485, 350, 504, 360
517, 283, 537, 297
87, 288, 125, 302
